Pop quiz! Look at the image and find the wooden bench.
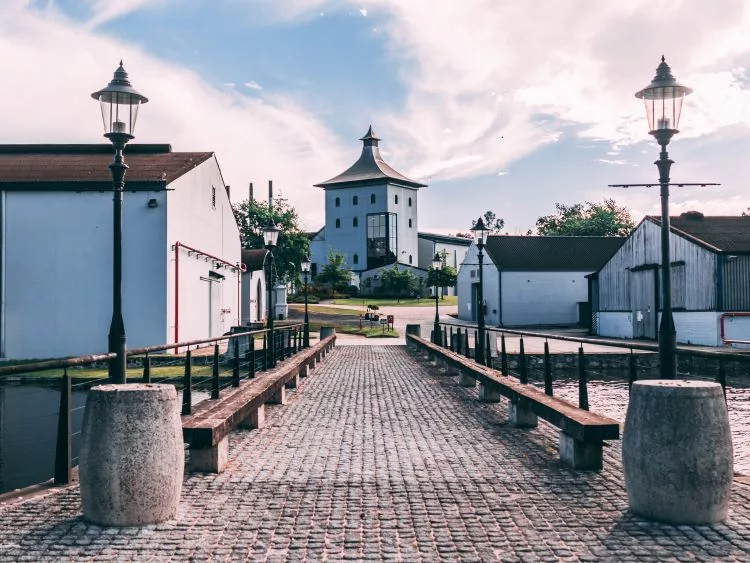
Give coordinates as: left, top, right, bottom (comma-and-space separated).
407, 334, 619, 470
182, 334, 336, 472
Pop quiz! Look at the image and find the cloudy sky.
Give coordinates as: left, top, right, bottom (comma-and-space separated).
1, 0, 749, 233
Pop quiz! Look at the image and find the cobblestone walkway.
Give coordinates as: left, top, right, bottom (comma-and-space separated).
2, 346, 750, 561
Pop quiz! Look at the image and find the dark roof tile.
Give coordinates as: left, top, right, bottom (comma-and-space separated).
648, 213, 750, 253
484, 236, 625, 271
242, 248, 268, 271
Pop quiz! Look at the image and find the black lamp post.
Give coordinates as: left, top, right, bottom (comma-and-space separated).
470, 218, 489, 365
263, 223, 280, 367
635, 56, 692, 379
431, 253, 443, 344
301, 256, 311, 348
91, 62, 148, 384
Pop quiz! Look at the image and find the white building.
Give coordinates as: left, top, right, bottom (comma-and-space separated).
0, 143, 242, 359
591, 213, 750, 346
240, 248, 267, 326
457, 236, 624, 327
417, 232, 471, 296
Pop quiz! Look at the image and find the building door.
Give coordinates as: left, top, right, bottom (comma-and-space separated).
630, 269, 657, 339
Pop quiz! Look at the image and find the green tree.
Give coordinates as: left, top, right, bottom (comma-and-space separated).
742, 207, 749, 217
426, 265, 458, 300
534, 199, 634, 237
471, 210, 505, 233
232, 197, 310, 284
379, 264, 417, 302
315, 251, 351, 293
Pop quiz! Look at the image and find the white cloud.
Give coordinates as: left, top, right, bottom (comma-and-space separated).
599, 159, 627, 165
244, 81, 263, 90
85, 0, 163, 28
359, 8, 367, 16
0, 3, 347, 229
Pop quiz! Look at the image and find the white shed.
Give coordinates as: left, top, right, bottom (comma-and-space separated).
457, 236, 624, 327
240, 248, 267, 326
0, 144, 242, 359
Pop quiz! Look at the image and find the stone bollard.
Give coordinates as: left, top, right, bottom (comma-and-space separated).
80, 384, 183, 526
623, 380, 733, 524
320, 326, 336, 340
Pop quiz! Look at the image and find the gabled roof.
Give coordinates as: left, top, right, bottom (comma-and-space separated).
241, 248, 268, 271
647, 212, 750, 253
418, 232, 472, 246
483, 236, 626, 271
0, 144, 213, 190
314, 126, 426, 189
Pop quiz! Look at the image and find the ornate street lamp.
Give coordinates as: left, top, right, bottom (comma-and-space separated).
635, 56, 692, 379
301, 256, 311, 348
263, 223, 280, 367
470, 217, 489, 365
431, 253, 443, 345
91, 62, 148, 384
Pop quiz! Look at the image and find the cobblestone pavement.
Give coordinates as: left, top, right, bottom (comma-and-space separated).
2, 345, 750, 561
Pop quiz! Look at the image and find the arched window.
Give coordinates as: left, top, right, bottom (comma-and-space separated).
353, 196, 358, 205
409, 254, 413, 264
353, 254, 359, 265
335, 197, 340, 207
408, 197, 412, 207
353, 217, 358, 227
370, 194, 376, 204
395, 195, 399, 204
335, 218, 341, 228
408, 218, 412, 228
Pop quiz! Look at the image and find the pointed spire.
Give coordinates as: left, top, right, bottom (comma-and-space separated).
360, 124, 381, 147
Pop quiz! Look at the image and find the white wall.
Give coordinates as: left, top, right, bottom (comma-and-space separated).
669, 312, 721, 347
166, 157, 241, 345
457, 244, 500, 324
597, 312, 633, 339
241, 270, 265, 324
3, 189, 166, 358
501, 271, 589, 326
721, 314, 750, 349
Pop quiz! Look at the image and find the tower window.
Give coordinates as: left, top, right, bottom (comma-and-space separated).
395, 195, 399, 204
353, 254, 359, 265
335, 218, 341, 228
211, 186, 216, 209
353, 217, 358, 227
335, 197, 340, 207
409, 254, 413, 264
353, 196, 358, 205
408, 219, 412, 228
370, 194, 376, 204
408, 197, 412, 207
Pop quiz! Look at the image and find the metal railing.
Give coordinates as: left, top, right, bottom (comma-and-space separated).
0, 323, 305, 493
434, 321, 750, 410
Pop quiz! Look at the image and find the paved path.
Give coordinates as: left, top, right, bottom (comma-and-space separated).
2, 346, 750, 561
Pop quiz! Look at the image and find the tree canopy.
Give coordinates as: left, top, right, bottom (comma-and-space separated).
533, 199, 634, 237
379, 265, 418, 302
471, 210, 505, 233
314, 251, 352, 293
426, 264, 458, 299
232, 197, 310, 284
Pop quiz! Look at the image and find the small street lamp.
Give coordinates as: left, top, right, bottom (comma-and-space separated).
635, 56, 693, 379
470, 217, 489, 365
431, 253, 443, 345
91, 62, 148, 384
263, 223, 280, 367
301, 256, 311, 348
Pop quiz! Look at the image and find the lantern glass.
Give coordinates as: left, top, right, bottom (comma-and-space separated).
431, 253, 442, 270
263, 224, 280, 248
641, 86, 686, 132
98, 91, 142, 136
301, 256, 311, 273
471, 218, 488, 246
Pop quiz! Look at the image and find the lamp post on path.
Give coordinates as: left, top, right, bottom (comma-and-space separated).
91, 62, 148, 384
301, 256, 311, 348
263, 223, 280, 367
470, 218, 489, 365
431, 253, 443, 345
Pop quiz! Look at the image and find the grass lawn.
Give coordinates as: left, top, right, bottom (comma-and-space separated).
288, 304, 362, 316
329, 295, 457, 307
339, 326, 400, 338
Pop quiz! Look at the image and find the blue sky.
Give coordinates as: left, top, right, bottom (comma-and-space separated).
2, 0, 749, 233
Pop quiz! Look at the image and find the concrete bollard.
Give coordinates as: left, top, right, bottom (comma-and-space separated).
320, 327, 336, 340
478, 382, 501, 402
405, 324, 421, 337
458, 371, 476, 387
79, 384, 183, 526
509, 400, 538, 428
623, 380, 733, 524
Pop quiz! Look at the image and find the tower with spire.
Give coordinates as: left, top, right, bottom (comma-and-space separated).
310, 126, 427, 288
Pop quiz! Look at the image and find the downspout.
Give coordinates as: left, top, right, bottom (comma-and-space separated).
174, 241, 180, 351
497, 262, 503, 327
0, 190, 4, 358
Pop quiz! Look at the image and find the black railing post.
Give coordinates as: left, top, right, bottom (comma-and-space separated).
142, 352, 151, 383
543, 341, 553, 396
519, 337, 528, 384
718, 358, 727, 401
232, 338, 240, 388
449, 327, 455, 352
211, 344, 220, 400
473, 330, 479, 363
464, 331, 471, 359
455, 328, 461, 354
443, 326, 447, 349
262, 332, 268, 371
182, 350, 192, 416
501, 334, 508, 376
54, 369, 72, 485
578, 345, 589, 410
250, 336, 257, 378
628, 351, 637, 392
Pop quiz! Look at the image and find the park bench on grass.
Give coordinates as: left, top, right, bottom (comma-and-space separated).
407, 334, 619, 470
182, 334, 336, 473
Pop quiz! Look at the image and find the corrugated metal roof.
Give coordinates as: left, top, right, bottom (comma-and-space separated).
484, 236, 626, 271
0, 144, 213, 186
648, 213, 750, 253
242, 248, 268, 271
418, 232, 472, 246
314, 126, 426, 189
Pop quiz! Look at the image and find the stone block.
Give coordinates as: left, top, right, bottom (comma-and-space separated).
189, 435, 228, 473
239, 405, 265, 430
508, 401, 537, 428
268, 385, 286, 405
559, 431, 602, 471
300, 364, 309, 378
478, 382, 501, 403
285, 373, 300, 389
458, 372, 476, 388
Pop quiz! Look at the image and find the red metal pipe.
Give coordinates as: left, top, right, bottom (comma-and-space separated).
173, 241, 246, 352
720, 312, 750, 346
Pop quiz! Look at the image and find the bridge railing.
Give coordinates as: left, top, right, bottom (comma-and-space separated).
434, 321, 750, 412
0, 323, 305, 494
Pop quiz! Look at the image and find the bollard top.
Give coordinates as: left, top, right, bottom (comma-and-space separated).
90, 383, 177, 400
631, 379, 723, 397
